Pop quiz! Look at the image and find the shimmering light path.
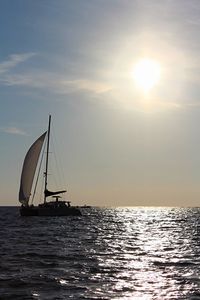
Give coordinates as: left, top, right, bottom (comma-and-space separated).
0, 207, 200, 299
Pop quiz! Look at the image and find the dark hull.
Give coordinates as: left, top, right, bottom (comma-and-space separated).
20, 206, 39, 216
20, 205, 81, 217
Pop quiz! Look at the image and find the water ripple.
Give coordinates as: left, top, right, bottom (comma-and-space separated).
0, 207, 200, 299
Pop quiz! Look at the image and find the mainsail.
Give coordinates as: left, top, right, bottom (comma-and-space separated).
19, 132, 47, 205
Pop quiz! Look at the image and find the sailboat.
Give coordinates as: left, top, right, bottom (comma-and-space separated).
19, 115, 81, 216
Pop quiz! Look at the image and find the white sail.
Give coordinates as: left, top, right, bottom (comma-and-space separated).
19, 132, 47, 205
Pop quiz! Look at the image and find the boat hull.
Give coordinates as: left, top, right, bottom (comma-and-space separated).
20, 206, 39, 216
20, 205, 81, 216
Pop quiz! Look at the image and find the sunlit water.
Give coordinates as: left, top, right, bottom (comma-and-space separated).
1, 207, 200, 299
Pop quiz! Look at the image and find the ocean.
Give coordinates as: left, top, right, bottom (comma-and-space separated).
0, 207, 200, 300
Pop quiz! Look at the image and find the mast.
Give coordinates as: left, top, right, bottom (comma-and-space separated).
44, 115, 51, 203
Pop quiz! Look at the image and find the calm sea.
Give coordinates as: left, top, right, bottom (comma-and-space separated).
0, 207, 200, 300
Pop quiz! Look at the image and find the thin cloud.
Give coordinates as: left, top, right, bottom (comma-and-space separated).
0, 53, 36, 75
1, 71, 113, 95
60, 79, 113, 94
0, 127, 27, 135
0, 52, 113, 95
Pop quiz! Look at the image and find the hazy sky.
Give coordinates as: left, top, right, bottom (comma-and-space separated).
1, 0, 200, 206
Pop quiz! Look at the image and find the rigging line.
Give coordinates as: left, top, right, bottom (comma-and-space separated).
30, 137, 47, 205
51, 124, 67, 190
51, 136, 62, 190
39, 176, 44, 204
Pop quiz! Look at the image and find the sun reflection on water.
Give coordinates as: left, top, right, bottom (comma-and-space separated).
88, 207, 199, 299
4, 207, 200, 299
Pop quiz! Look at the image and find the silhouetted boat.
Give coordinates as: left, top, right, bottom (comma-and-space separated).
19, 115, 81, 216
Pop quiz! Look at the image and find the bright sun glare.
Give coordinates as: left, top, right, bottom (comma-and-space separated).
132, 58, 161, 92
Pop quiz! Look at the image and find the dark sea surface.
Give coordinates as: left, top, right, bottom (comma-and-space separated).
1, 207, 200, 300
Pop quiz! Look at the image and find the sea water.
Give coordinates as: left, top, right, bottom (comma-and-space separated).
0, 207, 200, 299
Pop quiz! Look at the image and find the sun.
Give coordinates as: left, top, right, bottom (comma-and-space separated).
132, 58, 161, 92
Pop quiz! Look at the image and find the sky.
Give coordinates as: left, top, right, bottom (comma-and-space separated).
1, 0, 200, 206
